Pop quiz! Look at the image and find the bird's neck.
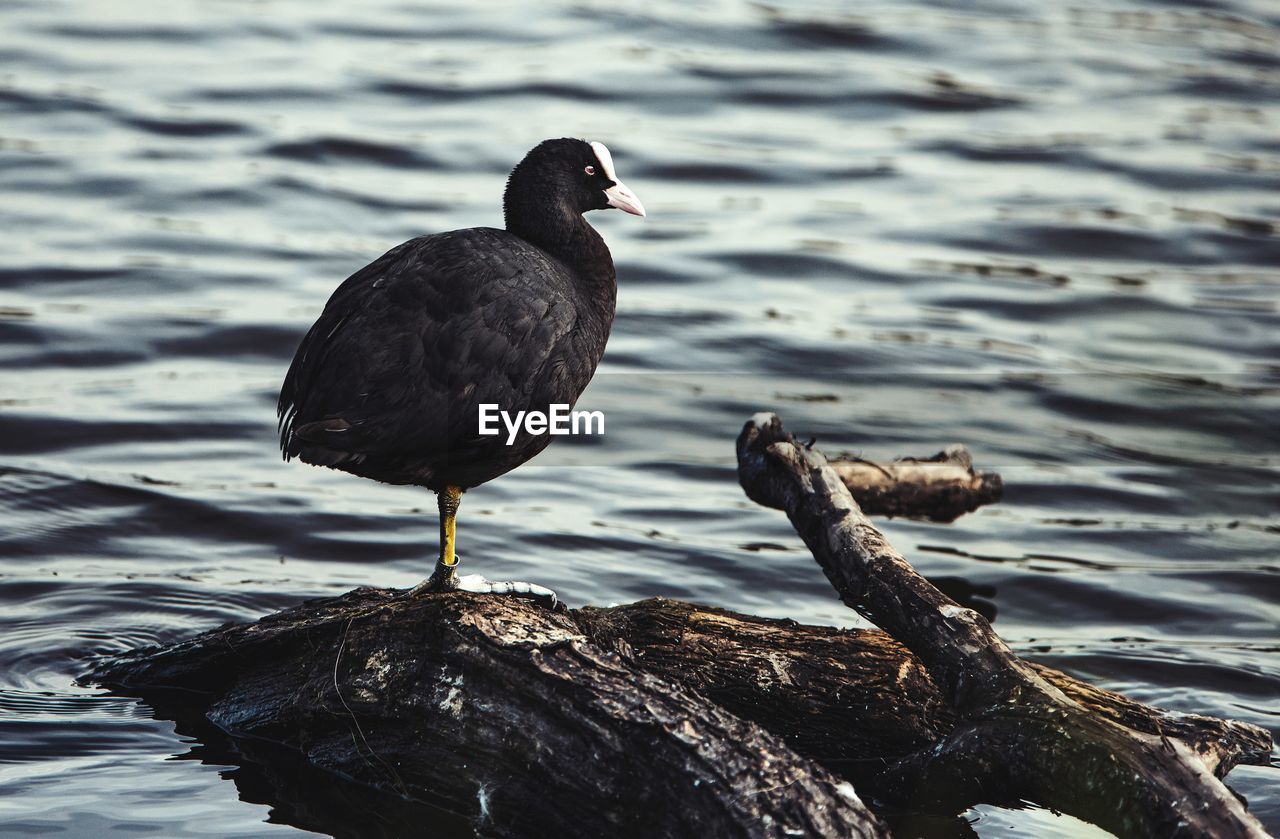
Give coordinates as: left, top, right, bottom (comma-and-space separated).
506, 204, 617, 290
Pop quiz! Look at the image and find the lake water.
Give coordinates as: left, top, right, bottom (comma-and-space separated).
1, 0, 1277, 836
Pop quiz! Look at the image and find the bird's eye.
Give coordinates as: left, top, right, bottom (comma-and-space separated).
584, 164, 596, 176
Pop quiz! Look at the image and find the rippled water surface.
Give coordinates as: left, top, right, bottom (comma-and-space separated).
2, 0, 1278, 836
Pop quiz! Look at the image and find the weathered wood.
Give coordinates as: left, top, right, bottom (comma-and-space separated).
87, 420, 1273, 838
575, 599, 1270, 787
831, 444, 1002, 522
92, 592, 1271, 837
736, 412, 1271, 838
94, 589, 886, 839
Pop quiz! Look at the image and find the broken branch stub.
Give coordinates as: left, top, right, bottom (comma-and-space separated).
831, 443, 1002, 522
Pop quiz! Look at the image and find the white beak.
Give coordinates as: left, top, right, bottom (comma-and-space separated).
589, 140, 646, 218
604, 181, 646, 217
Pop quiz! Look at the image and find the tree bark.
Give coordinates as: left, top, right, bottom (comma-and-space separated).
575, 598, 1270, 788
736, 412, 1272, 838
94, 590, 887, 839
88, 417, 1273, 838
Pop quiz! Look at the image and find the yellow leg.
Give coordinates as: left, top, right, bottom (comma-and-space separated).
438, 485, 463, 568
406, 485, 467, 597
409, 483, 556, 606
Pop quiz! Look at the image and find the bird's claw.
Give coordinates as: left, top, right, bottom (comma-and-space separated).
405, 556, 558, 609
405, 559, 459, 597
455, 574, 559, 610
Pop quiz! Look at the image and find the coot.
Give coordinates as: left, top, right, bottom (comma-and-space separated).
278, 138, 644, 604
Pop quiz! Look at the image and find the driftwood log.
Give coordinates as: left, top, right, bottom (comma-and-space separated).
90, 415, 1273, 839
737, 414, 1272, 838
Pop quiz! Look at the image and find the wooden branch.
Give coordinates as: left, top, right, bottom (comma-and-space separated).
831, 444, 1002, 522
575, 599, 1270, 786
736, 412, 1271, 839
1026, 661, 1270, 780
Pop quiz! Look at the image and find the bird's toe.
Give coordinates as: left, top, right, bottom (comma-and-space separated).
455, 574, 559, 610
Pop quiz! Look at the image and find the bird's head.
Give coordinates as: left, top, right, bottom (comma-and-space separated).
504, 138, 646, 227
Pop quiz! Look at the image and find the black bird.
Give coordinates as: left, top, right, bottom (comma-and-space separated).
278, 138, 644, 603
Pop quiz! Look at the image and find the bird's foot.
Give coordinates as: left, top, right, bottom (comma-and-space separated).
406, 559, 460, 597
455, 574, 559, 610
406, 557, 558, 609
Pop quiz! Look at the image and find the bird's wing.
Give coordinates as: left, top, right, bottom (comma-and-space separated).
277, 237, 420, 454
278, 229, 578, 464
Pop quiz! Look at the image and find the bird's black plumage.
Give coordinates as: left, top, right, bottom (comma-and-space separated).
277, 138, 635, 493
